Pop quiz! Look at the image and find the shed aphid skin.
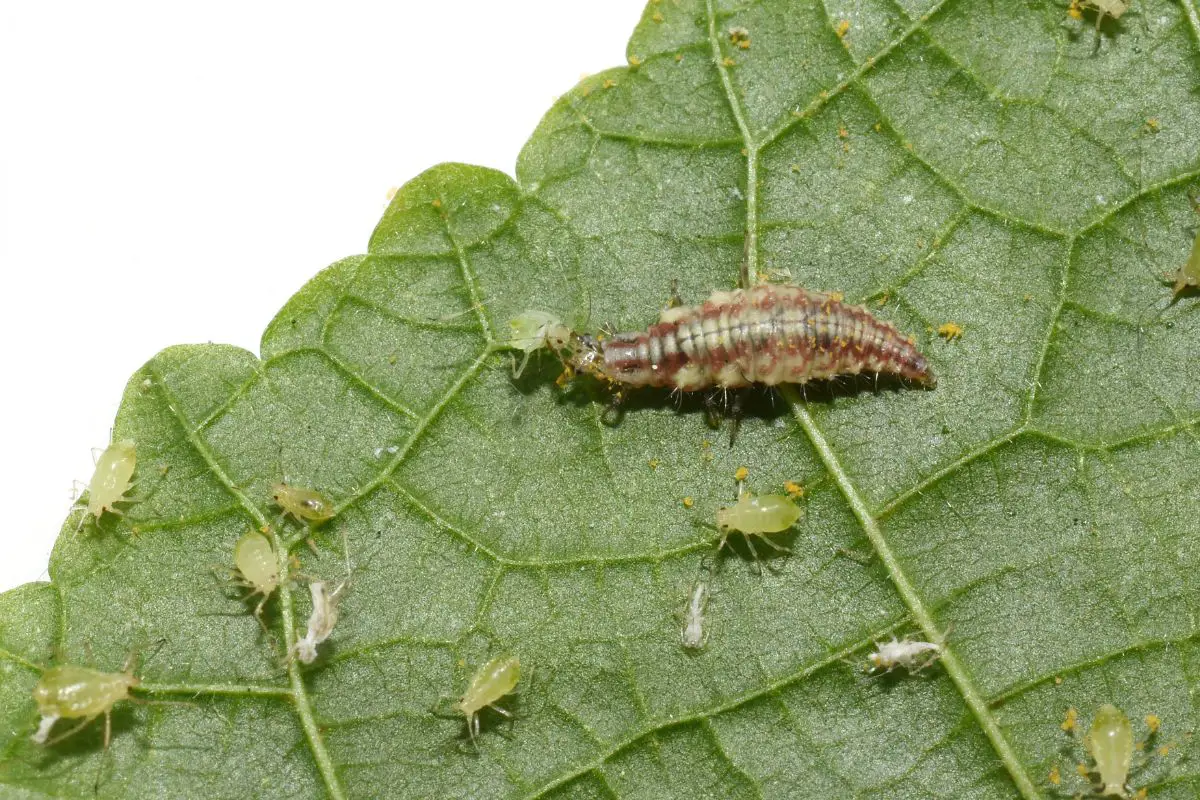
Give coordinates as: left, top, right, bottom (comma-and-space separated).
546, 284, 934, 395
866, 636, 943, 674
229, 529, 279, 628
679, 577, 712, 650
271, 482, 335, 525
506, 311, 574, 378
73, 439, 137, 532
291, 580, 346, 664
715, 490, 801, 570
31, 660, 139, 748
1084, 704, 1135, 798
456, 655, 521, 744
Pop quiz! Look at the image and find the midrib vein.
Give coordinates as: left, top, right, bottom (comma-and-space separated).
701, 0, 1042, 794
784, 400, 1041, 799
151, 371, 347, 800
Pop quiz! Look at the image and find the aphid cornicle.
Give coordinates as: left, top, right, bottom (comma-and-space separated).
291, 580, 345, 664
455, 655, 520, 743
75, 439, 137, 530
31, 662, 140, 748
866, 636, 942, 674
271, 483, 335, 525
546, 284, 934, 393
229, 529, 279, 626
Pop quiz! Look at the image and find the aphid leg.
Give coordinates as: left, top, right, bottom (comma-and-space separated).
42, 715, 100, 747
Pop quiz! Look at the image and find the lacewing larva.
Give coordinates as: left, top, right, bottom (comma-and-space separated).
866, 636, 942, 674
73, 439, 137, 532
1084, 704, 1134, 798
228, 529, 279, 627
31, 661, 139, 748
291, 580, 345, 664
271, 482, 335, 525
455, 655, 520, 743
679, 577, 711, 650
541, 284, 934, 394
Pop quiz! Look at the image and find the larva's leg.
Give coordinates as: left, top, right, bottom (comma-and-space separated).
668, 279, 683, 309
601, 389, 626, 426
727, 390, 746, 447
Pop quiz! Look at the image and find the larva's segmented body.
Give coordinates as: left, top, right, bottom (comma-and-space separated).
575, 285, 934, 391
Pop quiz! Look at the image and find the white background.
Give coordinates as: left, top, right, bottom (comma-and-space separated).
0, 1, 645, 592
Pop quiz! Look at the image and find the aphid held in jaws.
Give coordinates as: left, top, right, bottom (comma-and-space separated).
271, 483, 335, 525
680, 578, 711, 650
291, 580, 345, 664
1168, 229, 1200, 299
31, 663, 139, 747
456, 655, 520, 743
506, 311, 574, 378
867, 636, 942, 674
1084, 704, 1135, 798
75, 439, 137, 530
556, 284, 935, 392
230, 530, 279, 626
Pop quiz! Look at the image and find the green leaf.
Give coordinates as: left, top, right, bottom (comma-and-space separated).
3, 0, 1200, 797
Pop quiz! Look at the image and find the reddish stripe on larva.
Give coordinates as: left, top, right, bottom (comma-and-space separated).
597, 285, 934, 390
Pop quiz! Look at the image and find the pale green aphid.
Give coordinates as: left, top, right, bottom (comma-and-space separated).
74, 439, 137, 531
715, 491, 801, 566
1084, 704, 1134, 798
1170, 229, 1200, 298
231, 529, 279, 625
456, 655, 520, 743
31, 663, 139, 748
271, 482, 335, 524
506, 311, 573, 378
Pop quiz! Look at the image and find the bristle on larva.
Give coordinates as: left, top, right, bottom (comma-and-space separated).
588, 285, 934, 391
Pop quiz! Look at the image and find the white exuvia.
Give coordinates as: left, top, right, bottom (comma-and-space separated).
292, 581, 346, 664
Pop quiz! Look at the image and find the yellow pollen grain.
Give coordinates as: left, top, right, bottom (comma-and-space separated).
1048, 765, 1061, 786
836, 19, 851, 37
784, 481, 804, 498
1062, 707, 1078, 732
682, 497, 695, 508
1076, 762, 1089, 778
675, 52, 684, 62
1145, 713, 1161, 733
431, 198, 442, 209
734, 466, 749, 482
938, 322, 964, 341
648, 459, 660, 470
628, 55, 642, 67
723, 56, 736, 67
652, 11, 665, 22
603, 78, 617, 89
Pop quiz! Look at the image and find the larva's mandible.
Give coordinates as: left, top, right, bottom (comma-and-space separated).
565, 284, 934, 392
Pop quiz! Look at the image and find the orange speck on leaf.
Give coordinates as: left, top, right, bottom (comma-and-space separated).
836, 19, 851, 37
938, 322, 964, 341
784, 481, 804, 499
734, 466, 749, 482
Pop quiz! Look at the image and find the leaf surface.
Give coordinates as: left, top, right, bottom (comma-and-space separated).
3, 1, 1200, 798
